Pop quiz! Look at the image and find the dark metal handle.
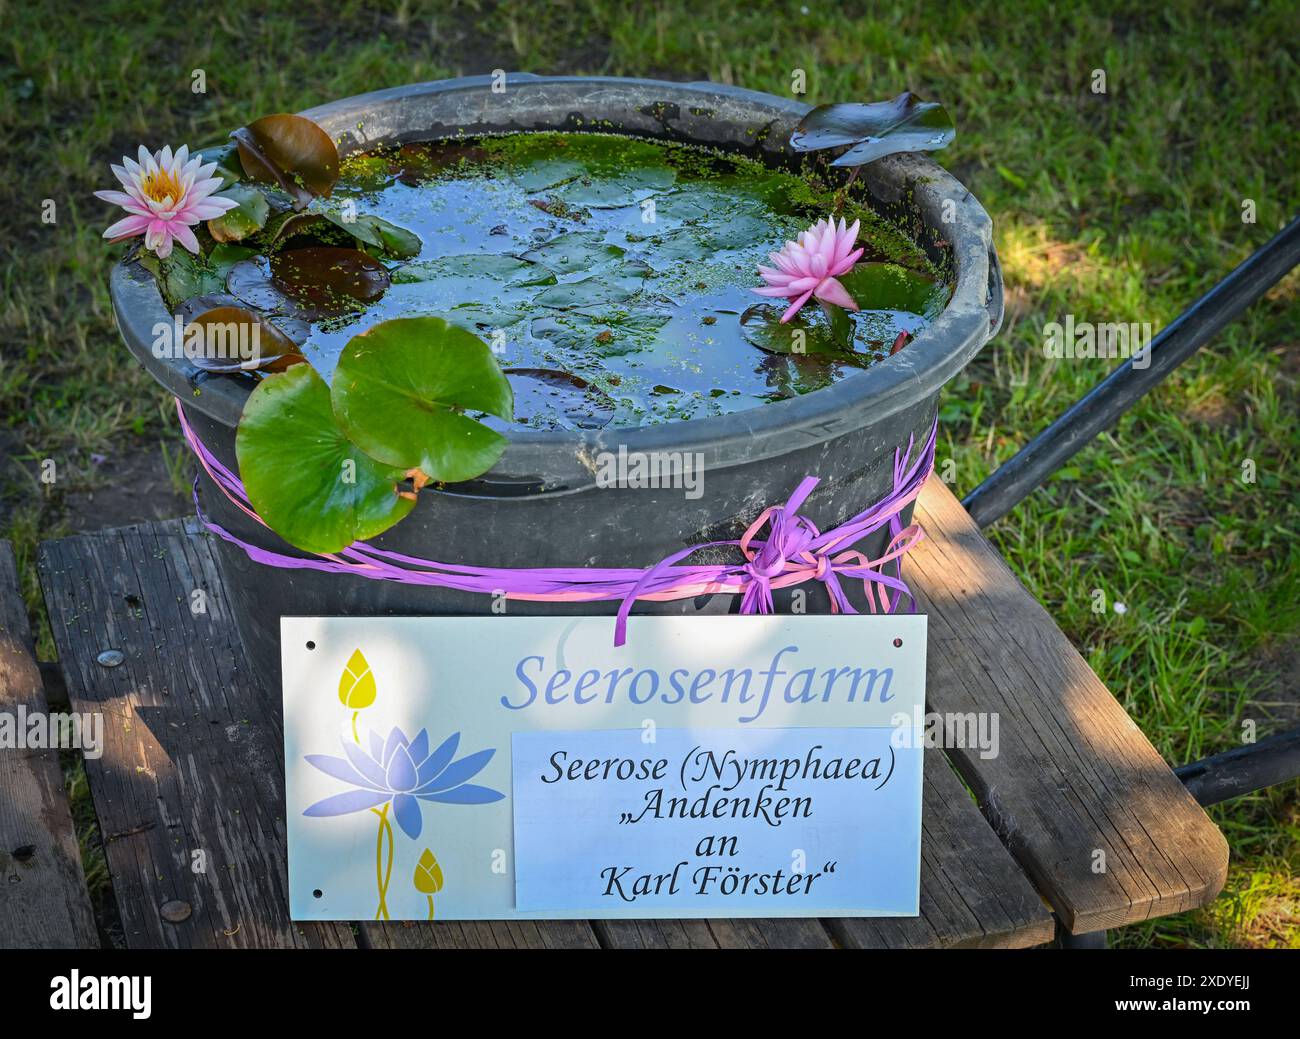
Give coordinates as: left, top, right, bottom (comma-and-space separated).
963, 214, 1300, 528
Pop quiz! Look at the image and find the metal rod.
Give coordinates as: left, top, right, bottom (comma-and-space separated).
963, 215, 1300, 528
1175, 727, 1300, 807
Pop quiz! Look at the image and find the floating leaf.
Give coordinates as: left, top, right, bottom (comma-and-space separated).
790, 92, 955, 167
534, 269, 647, 309
184, 306, 304, 373
740, 303, 865, 360
182, 306, 296, 372
235, 363, 415, 554
338, 648, 377, 709
520, 232, 626, 275
530, 310, 670, 357
321, 210, 422, 259
144, 248, 224, 308
232, 113, 339, 207
413, 849, 444, 895
208, 243, 259, 281
837, 262, 949, 318
270, 247, 390, 319
179, 291, 310, 349
207, 183, 270, 243
197, 143, 244, 189
332, 316, 513, 485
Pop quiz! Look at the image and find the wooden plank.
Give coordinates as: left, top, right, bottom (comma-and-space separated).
37, 520, 352, 948
595, 749, 1053, 949
0, 541, 99, 948
39, 518, 600, 952
596, 916, 836, 949
910, 477, 1229, 933
832, 750, 1054, 948
364, 919, 599, 949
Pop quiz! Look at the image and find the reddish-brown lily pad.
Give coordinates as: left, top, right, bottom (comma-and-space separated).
268, 247, 390, 319
183, 306, 305, 373
232, 113, 339, 207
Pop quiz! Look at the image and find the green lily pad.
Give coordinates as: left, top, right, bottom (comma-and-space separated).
520, 232, 627, 276
208, 243, 259, 281
331, 316, 513, 484
235, 363, 415, 554
320, 210, 422, 259
534, 269, 647, 308
144, 248, 224, 308
207, 183, 270, 243
837, 262, 949, 318
531, 310, 671, 357
740, 303, 866, 360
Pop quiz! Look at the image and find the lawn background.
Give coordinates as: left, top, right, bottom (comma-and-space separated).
1, 0, 1296, 947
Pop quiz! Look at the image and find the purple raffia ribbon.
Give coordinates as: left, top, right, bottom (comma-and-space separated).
176, 400, 935, 646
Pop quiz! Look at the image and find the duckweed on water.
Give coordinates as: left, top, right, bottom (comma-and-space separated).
231, 132, 950, 429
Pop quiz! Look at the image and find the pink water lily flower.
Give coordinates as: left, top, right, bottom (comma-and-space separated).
755, 216, 864, 323
94, 145, 239, 259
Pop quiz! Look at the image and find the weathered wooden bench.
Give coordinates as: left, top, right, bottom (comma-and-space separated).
0, 477, 1227, 948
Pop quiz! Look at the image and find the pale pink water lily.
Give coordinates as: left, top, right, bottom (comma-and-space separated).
94, 145, 239, 259
754, 216, 864, 323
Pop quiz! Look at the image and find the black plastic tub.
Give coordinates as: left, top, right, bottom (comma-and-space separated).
110, 74, 1004, 685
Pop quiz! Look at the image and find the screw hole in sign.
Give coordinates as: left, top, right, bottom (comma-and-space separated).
893, 638, 903, 647
313, 889, 323, 899
306, 641, 316, 650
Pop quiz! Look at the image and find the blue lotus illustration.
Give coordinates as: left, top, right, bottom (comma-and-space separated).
304, 726, 503, 839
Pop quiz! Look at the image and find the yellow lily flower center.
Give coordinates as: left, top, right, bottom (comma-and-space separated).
141, 167, 182, 204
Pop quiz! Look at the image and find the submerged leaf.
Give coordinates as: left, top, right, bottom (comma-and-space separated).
235, 363, 416, 554
790, 92, 955, 167
332, 316, 513, 485
501, 368, 615, 431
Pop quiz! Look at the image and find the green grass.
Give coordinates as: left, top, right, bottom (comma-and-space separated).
2, 0, 1296, 947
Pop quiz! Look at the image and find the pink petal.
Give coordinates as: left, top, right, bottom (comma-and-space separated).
171, 223, 201, 254
829, 247, 864, 278
102, 214, 150, 240
814, 276, 858, 311
779, 290, 815, 323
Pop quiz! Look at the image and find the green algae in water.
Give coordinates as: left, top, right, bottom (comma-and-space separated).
250, 132, 951, 429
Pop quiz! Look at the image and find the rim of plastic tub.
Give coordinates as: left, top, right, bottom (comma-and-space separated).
111, 73, 1004, 497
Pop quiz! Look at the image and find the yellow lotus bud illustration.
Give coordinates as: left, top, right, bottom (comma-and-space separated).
414, 848, 444, 919
339, 649, 377, 709
414, 848, 443, 893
